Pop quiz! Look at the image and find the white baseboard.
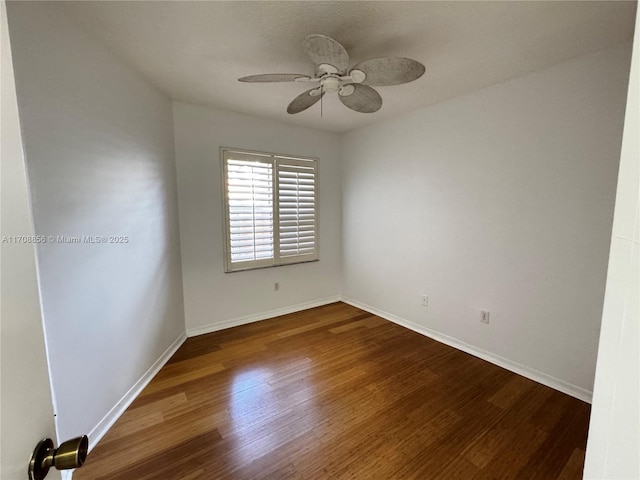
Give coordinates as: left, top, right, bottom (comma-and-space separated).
340, 296, 593, 404
85, 331, 187, 452
186, 295, 341, 337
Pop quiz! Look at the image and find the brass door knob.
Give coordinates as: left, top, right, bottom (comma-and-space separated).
28, 435, 88, 480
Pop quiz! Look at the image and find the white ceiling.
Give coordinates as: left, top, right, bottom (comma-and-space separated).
59, 1, 636, 133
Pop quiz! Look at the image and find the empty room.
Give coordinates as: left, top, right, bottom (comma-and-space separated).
1, 1, 638, 480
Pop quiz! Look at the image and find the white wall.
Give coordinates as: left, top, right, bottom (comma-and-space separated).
584, 7, 639, 477
1, 1, 60, 477
173, 102, 342, 334
6, 2, 185, 443
342, 44, 632, 400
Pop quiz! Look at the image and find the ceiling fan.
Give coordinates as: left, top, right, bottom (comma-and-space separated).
239, 35, 425, 114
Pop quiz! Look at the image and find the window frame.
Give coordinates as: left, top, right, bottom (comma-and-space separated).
221, 147, 319, 273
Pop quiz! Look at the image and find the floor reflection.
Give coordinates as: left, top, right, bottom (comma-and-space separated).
227, 363, 318, 465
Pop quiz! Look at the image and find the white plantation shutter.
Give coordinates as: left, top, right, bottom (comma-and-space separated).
222, 149, 318, 272
224, 152, 274, 270
277, 157, 317, 263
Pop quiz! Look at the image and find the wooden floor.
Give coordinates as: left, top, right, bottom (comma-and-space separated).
75, 302, 590, 480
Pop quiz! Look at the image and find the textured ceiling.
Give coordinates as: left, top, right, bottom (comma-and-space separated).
58, 1, 636, 133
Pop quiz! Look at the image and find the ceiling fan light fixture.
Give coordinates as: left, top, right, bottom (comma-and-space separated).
339, 84, 355, 96
349, 69, 366, 84
322, 77, 341, 93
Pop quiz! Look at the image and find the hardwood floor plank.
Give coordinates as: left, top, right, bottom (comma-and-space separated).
75, 302, 590, 480
515, 402, 591, 480
557, 448, 586, 480
488, 373, 535, 409
105, 409, 164, 439
143, 361, 226, 395
463, 384, 551, 468
530, 390, 580, 433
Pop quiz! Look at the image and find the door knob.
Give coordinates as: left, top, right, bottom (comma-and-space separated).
28, 435, 88, 480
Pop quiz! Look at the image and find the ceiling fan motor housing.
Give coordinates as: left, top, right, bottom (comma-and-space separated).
321, 76, 341, 93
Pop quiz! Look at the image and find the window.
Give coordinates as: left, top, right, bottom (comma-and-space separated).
222, 148, 318, 272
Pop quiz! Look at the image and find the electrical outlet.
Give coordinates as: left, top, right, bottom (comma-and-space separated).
480, 310, 490, 324
274, 282, 279, 292
421, 295, 429, 307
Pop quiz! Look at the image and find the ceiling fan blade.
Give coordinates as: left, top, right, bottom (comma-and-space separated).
239, 74, 311, 82
338, 84, 382, 113
287, 87, 324, 114
349, 57, 425, 86
303, 35, 349, 73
